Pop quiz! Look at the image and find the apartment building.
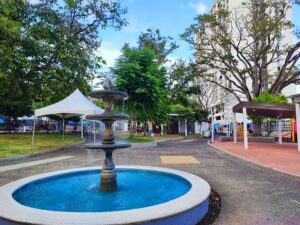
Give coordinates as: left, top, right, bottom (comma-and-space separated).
200, 0, 296, 126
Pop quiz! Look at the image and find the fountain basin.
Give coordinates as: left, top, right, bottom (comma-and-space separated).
0, 166, 210, 225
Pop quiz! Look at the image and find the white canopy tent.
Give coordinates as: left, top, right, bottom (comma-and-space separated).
32, 89, 104, 151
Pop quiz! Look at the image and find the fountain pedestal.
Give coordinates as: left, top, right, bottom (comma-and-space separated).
85, 89, 131, 192
100, 150, 116, 192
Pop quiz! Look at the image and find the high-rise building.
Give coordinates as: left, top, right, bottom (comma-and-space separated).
199, 0, 296, 125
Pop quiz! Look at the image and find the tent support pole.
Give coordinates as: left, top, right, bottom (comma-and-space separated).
62, 117, 65, 146
243, 107, 248, 150
31, 117, 36, 153
94, 121, 96, 143
81, 118, 84, 139
211, 108, 214, 143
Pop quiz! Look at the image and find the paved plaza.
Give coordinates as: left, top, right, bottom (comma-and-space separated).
0, 138, 300, 225
213, 141, 300, 177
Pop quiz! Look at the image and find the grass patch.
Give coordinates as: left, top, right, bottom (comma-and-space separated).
115, 133, 200, 143
125, 137, 153, 143
0, 133, 82, 159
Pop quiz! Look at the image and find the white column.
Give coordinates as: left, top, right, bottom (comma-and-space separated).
278, 119, 282, 144
211, 108, 214, 143
233, 113, 237, 143
295, 103, 300, 152
93, 121, 96, 143
31, 117, 36, 153
184, 118, 188, 136
160, 124, 164, 135
243, 107, 248, 150
81, 118, 83, 139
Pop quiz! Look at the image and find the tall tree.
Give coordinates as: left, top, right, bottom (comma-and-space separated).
0, 0, 127, 119
0, 0, 33, 121
167, 60, 201, 103
124, 28, 179, 65
181, 0, 300, 101
113, 47, 168, 135
167, 60, 209, 123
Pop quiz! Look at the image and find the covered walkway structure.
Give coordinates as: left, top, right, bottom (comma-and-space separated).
210, 101, 300, 151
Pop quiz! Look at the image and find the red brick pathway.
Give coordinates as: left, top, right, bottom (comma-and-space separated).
212, 141, 300, 176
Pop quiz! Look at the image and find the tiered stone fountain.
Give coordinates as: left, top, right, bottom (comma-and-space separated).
85, 81, 131, 191
0, 81, 211, 225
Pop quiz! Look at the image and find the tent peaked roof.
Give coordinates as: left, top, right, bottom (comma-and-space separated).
35, 89, 104, 118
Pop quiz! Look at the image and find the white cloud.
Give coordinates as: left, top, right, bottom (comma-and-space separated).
96, 41, 121, 67
123, 18, 148, 33
164, 56, 178, 69
188, 2, 207, 15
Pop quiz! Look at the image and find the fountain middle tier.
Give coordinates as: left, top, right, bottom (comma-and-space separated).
85, 142, 131, 150
86, 113, 129, 121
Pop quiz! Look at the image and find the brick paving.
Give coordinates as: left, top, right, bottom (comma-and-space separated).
212, 141, 300, 177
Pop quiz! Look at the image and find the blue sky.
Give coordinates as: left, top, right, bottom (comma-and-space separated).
99, 0, 300, 70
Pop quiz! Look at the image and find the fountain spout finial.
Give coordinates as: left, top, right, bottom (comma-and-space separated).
102, 77, 113, 90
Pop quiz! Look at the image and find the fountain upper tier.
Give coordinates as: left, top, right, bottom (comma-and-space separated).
89, 90, 127, 100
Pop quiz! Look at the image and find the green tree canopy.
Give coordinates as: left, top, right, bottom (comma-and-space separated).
253, 92, 288, 104
113, 47, 169, 126
0, 0, 127, 119
123, 28, 179, 65
167, 60, 209, 123
249, 92, 288, 125
137, 28, 179, 64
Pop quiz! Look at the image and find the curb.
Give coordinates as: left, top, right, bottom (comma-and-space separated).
130, 141, 158, 148
156, 137, 184, 142
0, 138, 85, 162
207, 140, 300, 178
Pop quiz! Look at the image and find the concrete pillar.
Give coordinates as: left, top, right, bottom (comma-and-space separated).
243, 107, 248, 150
161, 124, 164, 135
278, 119, 282, 144
211, 108, 214, 143
31, 117, 36, 153
233, 113, 237, 143
295, 103, 300, 152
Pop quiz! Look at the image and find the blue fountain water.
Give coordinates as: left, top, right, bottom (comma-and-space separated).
13, 169, 191, 212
